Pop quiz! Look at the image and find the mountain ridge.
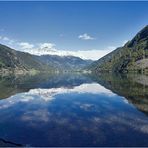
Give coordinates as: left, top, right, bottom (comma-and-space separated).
36, 54, 93, 71
89, 25, 148, 74
0, 44, 93, 75
0, 44, 53, 75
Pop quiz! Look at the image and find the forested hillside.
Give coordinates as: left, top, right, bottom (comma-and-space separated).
89, 25, 148, 74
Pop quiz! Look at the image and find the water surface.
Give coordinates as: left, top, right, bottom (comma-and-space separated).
0, 73, 148, 146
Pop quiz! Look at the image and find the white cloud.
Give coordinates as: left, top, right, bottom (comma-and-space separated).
0, 36, 15, 45
39, 43, 55, 49
18, 42, 34, 49
0, 36, 33, 50
78, 33, 95, 40
0, 35, 116, 60
72, 49, 115, 60
107, 46, 116, 50
26, 42, 58, 55
25, 46, 114, 60
3, 37, 10, 41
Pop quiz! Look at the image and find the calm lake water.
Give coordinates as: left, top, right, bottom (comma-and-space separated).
0, 73, 148, 147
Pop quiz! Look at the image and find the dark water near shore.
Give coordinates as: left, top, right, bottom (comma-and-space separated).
0, 73, 148, 147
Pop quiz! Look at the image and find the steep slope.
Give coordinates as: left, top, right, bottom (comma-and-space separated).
90, 25, 148, 73
36, 55, 93, 71
0, 44, 93, 74
0, 44, 52, 74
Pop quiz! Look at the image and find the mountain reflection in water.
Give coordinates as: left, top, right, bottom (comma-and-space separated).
0, 73, 148, 146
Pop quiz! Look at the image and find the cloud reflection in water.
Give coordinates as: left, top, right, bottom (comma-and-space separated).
0, 82, 147, 146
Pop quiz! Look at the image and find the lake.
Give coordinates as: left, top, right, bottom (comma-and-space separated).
0, 73, 148, 147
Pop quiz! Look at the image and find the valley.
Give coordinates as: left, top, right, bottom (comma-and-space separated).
1, 26, 148, 76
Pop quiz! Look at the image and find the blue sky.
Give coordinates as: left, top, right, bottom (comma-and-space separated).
0, 1, 148, 59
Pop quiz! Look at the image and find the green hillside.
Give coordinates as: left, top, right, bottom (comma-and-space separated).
0, 44, 52, 74
0, 44, 92, 75
36, 55, 93, 71
90, 25, 148, 74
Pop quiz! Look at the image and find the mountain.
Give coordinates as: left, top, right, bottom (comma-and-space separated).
89, 25, 148, 73
0, 44, 93, 75
0, 44, 53, 74
36, 54, 93, 71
